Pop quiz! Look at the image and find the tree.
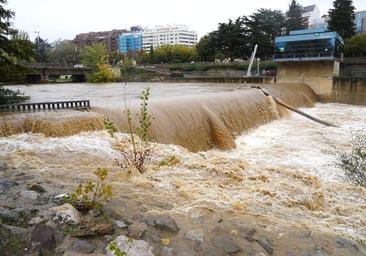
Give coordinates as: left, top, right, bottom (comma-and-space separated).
344, 33, 366, 57
0, 0, 35, 83
245, 9, 286, 59
80, 43, 118, 82
285, 0, 306, 33
148, 45, 155, 64
328, 0, 356, 39
34, 36, 51, 62
80, 43, 108, 70
196, 34, 216, 61
49, 40, 80, 66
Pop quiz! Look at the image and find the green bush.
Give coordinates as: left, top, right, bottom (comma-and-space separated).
67, 168, 112, 214
336, 132, 366, 188
0, 87, 30, 105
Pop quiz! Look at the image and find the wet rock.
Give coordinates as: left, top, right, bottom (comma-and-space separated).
212, 235, 241, 254
189, 208, 211, 224
144, 214, 179, 232
176, 252, 195, 256
51, 203, 82, 224
244, 228, 256, 242
69, 217, 113, 237
114, 219, 127, 228
31, 224, 55, 250
28, 183, 46, 193
161, 246, 174, 256
256, 237, 274, 255
70, 239, 96, 254
128, 222, 148, 239
0, 207, 32, 225
1, 224, 27, 236
14, 174, 35, 181
28, 216, 44, 226
185, 229, 204, 245
20, 190, 40, 201
53, 193, 69, 205
0, 179, 18, 193
313, 245, 327, 256
106, 235, 154, 256
0, 161, 7, 171
336, 237, 359, 251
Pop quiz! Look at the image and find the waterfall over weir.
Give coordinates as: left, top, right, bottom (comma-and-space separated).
0, 84, 316, 152
94, 84, 317, 152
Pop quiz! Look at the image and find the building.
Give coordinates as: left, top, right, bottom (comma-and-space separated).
274, 28, 344, 101
73, 29, 127, 54
118, 32, 143, 54
355, 10, 366, 34
302, 5, 322, 29
274, 28, 344, 62
142, 25, 198, 51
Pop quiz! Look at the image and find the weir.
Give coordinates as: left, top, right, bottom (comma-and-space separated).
0, 84, 317, 152
95, 84, 317, 152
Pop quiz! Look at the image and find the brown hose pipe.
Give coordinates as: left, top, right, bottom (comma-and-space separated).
251, 86, 339, 128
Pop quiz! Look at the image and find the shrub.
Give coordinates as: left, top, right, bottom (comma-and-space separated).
336, 132, 366, 188
0, 87, 30, 105
87, 64, 119, 83
106, 87, 152, 174
67, 168, 112, 214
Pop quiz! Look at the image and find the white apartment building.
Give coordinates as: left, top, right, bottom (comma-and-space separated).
302, 5, 322, 28
142, 25, 198, 51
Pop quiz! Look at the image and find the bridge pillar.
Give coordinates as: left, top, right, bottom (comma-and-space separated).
277, 61, 340, 102
41, 69, 49, 84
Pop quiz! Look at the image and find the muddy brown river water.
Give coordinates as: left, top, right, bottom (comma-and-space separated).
1, 82, 366, 255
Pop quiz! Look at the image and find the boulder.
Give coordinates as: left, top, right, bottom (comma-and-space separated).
31, 224, 55, 250
144, 214, 179, 232
185, 229, 204, 245
50, 203, 82, 224
0, 179, 18, 193
28, 184, 46, 193
28, 216, 44, 226
212, 235, 241, 254
20, 190, 40, 201
106, 235, 154, 256
70, 239, 96, 254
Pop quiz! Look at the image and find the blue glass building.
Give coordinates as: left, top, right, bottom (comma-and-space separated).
274, 28, 344, 62
355, 11, 366, 33
118, 33, 142, 54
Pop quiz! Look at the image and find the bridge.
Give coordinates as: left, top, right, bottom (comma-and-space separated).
22, 62, 92, 84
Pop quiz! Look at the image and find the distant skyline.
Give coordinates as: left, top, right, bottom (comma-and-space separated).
7, 0, 366, 42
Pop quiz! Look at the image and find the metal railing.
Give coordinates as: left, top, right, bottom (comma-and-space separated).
0, 100, 90, 112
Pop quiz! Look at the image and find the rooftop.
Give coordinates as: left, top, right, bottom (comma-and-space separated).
303, 5, 316, 13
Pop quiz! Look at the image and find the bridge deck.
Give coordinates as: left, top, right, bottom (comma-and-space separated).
0, 100, 90, 112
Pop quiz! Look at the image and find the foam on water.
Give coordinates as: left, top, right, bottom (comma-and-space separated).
0, 103, 366, 241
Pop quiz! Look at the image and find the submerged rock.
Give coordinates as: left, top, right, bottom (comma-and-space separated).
0, 179, 18, 193
50, 203, 82, 224
185, 229, 205, 245
0, 162, 7, 171
106, 235, 154, 256
28, 184, 46, 193
256, 237, 274, 255
212, 235, 241, 254
144, 214, 179, 232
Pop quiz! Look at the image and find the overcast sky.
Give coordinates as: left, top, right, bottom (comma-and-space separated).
7, 0, 366, 42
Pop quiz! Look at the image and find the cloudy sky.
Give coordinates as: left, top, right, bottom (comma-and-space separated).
7, 0, 366, 42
